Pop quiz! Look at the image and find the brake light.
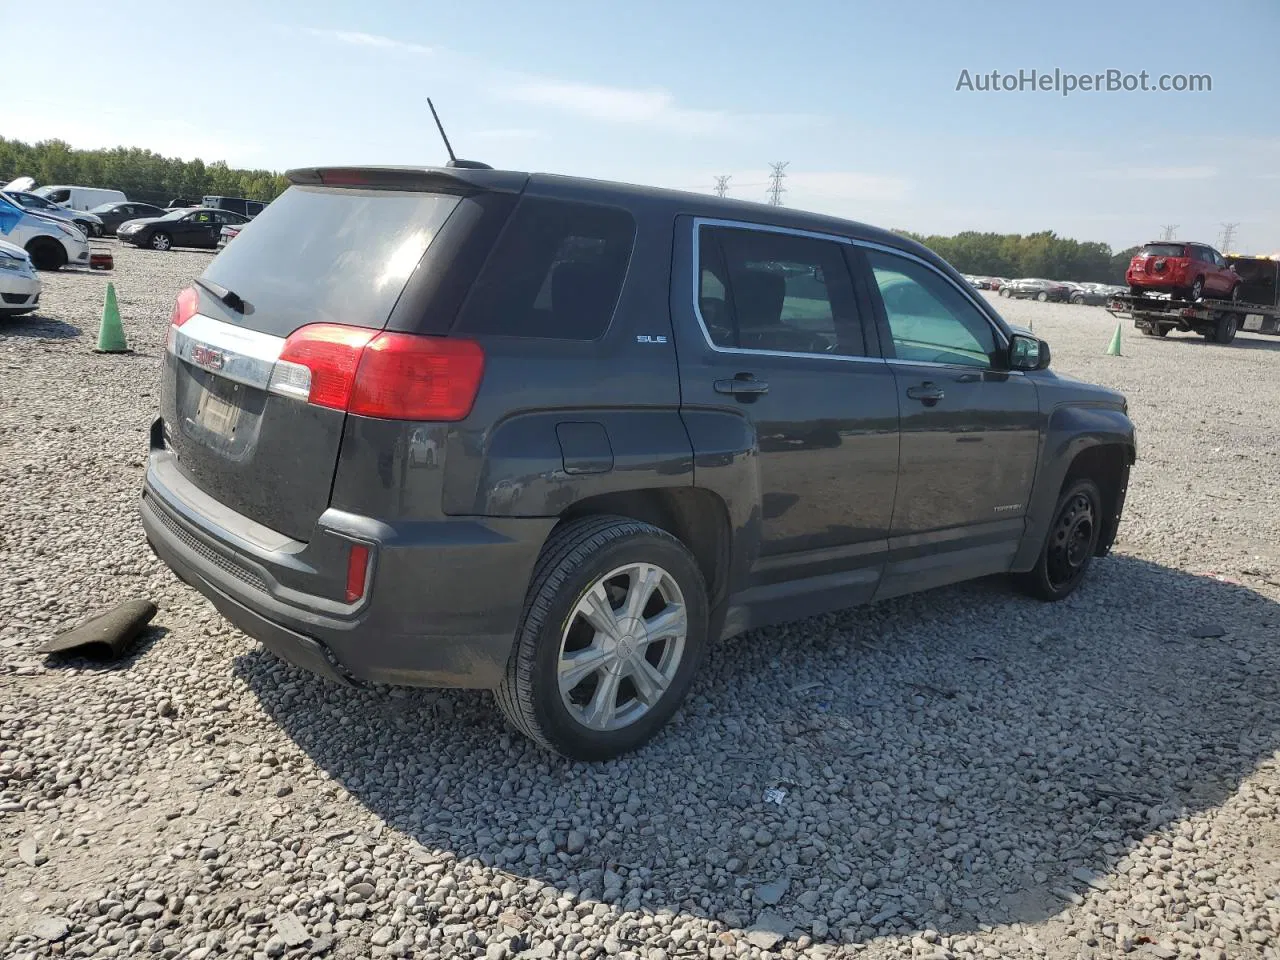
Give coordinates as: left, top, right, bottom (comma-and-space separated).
270, 324, 485, 422
165, 285, 200, 354
171, 286, 198, 327
345, 543, 370, 604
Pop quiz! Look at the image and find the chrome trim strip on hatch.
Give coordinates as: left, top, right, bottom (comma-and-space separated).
170, 313, 286, 390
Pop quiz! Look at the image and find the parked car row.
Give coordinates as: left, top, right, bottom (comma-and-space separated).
1, 177, 270, 255
962, 274, 1124, 305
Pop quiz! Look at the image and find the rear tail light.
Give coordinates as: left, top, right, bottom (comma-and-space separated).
165, 285, 200, 353
270, 324, 485, 422
345, 543, 371, 604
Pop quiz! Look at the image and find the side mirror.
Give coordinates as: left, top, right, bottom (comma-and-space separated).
1009, 333, 1051, 371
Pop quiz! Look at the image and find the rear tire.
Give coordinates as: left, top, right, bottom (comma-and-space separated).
1189, 277, 1204, 301
1014, 478, 1103, 602
1212, 312, 1238, 344
999, 287, 1011, 298
25, 238, 66, 271
495, 516, 709, 760
1036, 291, 1049, 302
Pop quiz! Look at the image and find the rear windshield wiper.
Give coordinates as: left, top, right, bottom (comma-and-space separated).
194, 276, 246, 314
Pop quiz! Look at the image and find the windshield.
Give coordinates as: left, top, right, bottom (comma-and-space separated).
89, 202, 119, 213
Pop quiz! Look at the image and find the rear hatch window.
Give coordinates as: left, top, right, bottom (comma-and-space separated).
203, 186, 460, 337
1137, 243, 1185, 258
162, 186, 462, 541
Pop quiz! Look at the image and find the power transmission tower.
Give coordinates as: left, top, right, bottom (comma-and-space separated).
767, 162, 789, 206
1218, 222, 1239, 253
713, 175, 731, 198
1159, 224, 1178, 242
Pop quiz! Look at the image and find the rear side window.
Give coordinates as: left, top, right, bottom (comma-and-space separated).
697, 225, 864, 357
1139, 243, 1186, 258
202, 185, 460, 336
454, 197, 635, 340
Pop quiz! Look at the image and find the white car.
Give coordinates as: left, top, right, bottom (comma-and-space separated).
0, 197, 90, 271
0, 238, 42, 316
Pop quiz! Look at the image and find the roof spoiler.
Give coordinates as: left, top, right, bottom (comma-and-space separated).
285, 166, 528, 195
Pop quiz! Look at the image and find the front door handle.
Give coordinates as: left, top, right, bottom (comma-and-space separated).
906, 382, 945, 406
714, 374, 769, 402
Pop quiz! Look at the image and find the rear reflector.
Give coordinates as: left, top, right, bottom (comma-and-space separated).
345, 543, 371, 604
271, 324, 485, 422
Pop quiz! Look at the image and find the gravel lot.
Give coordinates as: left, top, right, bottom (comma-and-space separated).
3, 245, 1280, 960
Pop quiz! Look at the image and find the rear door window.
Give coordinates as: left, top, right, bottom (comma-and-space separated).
201, 185, 460, 336
696, 225, 865, 357
454, 197, 635, 340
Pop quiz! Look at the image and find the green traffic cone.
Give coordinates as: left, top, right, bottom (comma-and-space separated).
94, 282, 131, 354
1105, 321, 1123, 357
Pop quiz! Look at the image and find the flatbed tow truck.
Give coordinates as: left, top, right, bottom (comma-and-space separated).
1108, 254, 1280, 345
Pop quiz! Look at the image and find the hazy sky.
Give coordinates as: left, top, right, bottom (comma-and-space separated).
5, 0, 1279, 253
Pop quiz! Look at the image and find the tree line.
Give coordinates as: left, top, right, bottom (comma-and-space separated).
2, 137, 1142, 280
0, 137, 290, 208
897, 229, 1139, 284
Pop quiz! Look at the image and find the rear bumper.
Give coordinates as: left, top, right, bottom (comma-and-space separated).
140, 422, 554, 688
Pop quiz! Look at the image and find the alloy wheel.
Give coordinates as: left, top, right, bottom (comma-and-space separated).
557, 562, 688, 732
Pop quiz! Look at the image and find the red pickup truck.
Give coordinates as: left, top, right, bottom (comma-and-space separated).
1126, 241, 1240, 302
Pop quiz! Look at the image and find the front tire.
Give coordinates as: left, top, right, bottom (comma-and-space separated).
1036, 291, 1049, 302
150, 231, 172, 251
1014, 478, 1103, 602
25, 238, 66, 271
999, 287, 1011, 298
496, 516, 709, 760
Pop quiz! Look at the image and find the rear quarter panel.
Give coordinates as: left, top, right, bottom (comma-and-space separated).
438, 186, 694, 519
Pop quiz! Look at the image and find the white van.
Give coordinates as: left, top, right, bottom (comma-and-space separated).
32, 184, 127, 212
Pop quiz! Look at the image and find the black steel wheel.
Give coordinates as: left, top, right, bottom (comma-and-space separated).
1014, 478, 1103, 601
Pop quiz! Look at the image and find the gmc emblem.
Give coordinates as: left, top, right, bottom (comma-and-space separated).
191, 344, 225, 370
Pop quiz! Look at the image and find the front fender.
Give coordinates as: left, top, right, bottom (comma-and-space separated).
1011, 403, 1136, 571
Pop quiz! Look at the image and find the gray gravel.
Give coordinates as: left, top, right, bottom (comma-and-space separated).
3, 247, 1280, 960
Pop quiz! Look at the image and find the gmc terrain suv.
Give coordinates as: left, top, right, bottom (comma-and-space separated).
141, 165, 1136, 760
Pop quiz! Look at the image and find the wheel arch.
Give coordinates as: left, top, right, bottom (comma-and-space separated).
556, 487, 733, 616
1012, 407, 1135, 571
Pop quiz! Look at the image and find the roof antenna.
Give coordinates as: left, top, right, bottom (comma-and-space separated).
428, 98, 492, 170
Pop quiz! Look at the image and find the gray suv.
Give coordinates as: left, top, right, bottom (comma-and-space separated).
141, 165, 1136, 759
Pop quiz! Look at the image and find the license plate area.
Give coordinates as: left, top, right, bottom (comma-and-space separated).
196, 380, 244, 439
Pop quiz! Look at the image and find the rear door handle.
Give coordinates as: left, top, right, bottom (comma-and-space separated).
714, 374, 769, 402
906, 383, 945, 405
